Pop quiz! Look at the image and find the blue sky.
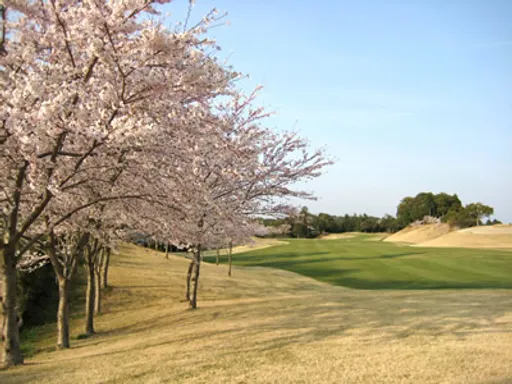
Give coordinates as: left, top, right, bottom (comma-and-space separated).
164, 1, 512, 222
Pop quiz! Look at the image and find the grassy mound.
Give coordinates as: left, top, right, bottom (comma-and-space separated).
418, 225, 512, 249
383, 223, 452, 244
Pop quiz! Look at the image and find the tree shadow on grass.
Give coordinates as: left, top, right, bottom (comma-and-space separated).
26, 289, 512, 364
5, 280, 512, 384
226, 251, 422, 267
112, 285, 171, 289
327, 276, 512, 290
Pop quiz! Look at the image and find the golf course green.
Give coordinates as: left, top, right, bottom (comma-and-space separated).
205, 234, 512, 289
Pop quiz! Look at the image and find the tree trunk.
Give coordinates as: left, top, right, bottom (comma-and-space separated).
216, 247, 220, 266
94, 269, 101, 315
228, 241, 233, 277
165, 243, 169, 259
190, 246, 201, 309
102, 249, 110, 289
185, 258, 194, 301
1, 245, 23, 367
85, 260, 95, 335
56, 278, 70, 349
47, 230, 86, 351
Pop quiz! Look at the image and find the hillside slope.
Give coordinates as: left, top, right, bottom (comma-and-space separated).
1, 244, 511, 383
383, 223, 452, 244
418, 225, 512, 249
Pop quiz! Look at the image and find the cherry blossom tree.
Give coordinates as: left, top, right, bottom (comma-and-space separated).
203, 218, 267, 277
156, 91, 333, 309
1, 0, 332, 368
0, 0, 235, 365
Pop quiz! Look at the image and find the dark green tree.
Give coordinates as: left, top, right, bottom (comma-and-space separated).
380, 214, 399, 233
434, 193, 462, 217
397, 196, 414, 227
465, 203, 494, 227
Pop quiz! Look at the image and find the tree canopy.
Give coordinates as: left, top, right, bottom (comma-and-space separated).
396, 192, 462, 227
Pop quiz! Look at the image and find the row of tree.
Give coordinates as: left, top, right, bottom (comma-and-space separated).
261, 207, 400, 238
0, 1, 331, 367
261, 193, 499, 238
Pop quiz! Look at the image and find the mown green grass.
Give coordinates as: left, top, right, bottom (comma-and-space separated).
205, 234, 512, 289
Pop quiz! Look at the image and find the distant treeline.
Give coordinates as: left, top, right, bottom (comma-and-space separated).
260, 208, 400, 238
260, 192, 500, 239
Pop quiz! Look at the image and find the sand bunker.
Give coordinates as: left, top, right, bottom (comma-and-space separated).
384, 223, 452, 244
417, 225, 512, 249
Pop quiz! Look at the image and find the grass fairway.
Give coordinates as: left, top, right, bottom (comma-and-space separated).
1, 242, 511, 383
206, 234, 512, 289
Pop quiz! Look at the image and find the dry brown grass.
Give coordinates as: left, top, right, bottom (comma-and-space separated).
418, 225, 512, 249
1, 243, 511, 383
384, 223, 452, 244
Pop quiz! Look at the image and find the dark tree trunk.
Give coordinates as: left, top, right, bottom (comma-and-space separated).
185, 258, 194, 301
93, 249, 102, 316
1, 244, 23, 367
57, 278, 70, 349
216, 247, 220, 266
1, 164, 29, 367
228, 241, 233, 277
47, 230, 85, 350
102, 249, 110, 288
85, 259, 95, 335
190, 246, 201, 309
94, 269, 101, 315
